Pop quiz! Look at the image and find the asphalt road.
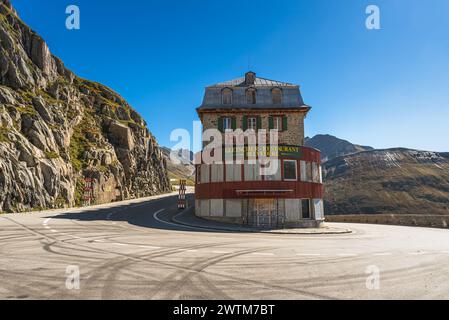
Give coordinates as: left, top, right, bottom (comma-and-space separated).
1, 193, 449, 300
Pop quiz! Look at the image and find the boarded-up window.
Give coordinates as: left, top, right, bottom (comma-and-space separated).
272, 88, 282, 104
264, 160, 281, 181
244, 161, 262, 181
313, 199, 324, 220
300, 161, 307, 182
226, 164, 242, 182
307, 162, 313, 182
246, 89, 256, 104
222, 89, 232, 105
211, 164, 224, 182
200, 164, 210, 183
312, 162, 320, 183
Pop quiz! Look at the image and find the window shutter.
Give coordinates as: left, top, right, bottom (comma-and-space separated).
257, 116, 262, 130
282, 116, 288, 131
268, 116, 274, 130
231, 117, 236, 130
218, 117, 224, 133
242, 116, 248, 131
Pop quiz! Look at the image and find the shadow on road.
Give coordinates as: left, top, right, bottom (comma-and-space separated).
49, 194, 234, 234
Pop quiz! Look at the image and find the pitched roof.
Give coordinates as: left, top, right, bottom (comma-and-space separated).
208, 76, 297, 88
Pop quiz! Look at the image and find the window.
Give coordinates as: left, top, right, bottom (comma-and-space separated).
226, 164, 242, 182
273, 116, 283, 131
307, 162, 313, 182
211, 164, 224, 182
300, 160, 307, 181
200, 164, 210, 183
263, 160, 281, 181
246, 89, 256, 104
272, 88, 282, 104
301, 199, 311, 219
196, 166, 201, 184
313, 199, 324, 220
244, 161, 262, 181
312, 162, 320, 183
247, 117, 257, 130
223, 117, 232, 131
283, 160, 297, 181
222, 89, 232, 105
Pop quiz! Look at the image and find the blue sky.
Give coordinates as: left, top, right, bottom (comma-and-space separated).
11, 0, 449, 152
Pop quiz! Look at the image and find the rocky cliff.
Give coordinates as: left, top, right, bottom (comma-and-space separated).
0, 0, 170, 212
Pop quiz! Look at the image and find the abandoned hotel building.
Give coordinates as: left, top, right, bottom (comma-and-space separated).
195, 72, 324, 228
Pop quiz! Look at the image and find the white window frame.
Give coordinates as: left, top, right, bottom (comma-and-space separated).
247, 117, 257, 130
283, 159, 298, 181
273, 116, 282, 131
223, 117, 232, 131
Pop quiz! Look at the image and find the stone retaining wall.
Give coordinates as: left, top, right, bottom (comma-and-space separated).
326, 214, 449, 229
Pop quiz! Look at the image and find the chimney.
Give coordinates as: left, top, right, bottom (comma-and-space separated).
245, 71, 256, 85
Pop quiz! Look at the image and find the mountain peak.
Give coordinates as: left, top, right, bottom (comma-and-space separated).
305, 134, 373, 161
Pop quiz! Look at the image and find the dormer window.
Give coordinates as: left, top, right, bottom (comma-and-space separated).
272, 88, 282, 105
222, 88, 233, 105
246, 88, 256, 104
245, 71, 256, 85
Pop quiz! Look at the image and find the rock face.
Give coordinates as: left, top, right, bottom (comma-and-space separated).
0, 1, 170, 212
323, 148, 449, 215
161, 147, 195, 185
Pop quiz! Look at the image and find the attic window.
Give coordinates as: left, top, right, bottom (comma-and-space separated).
272, 88, 282, 104
222, 88, 232, 105
246, 88, 256, 104
245, 72, 256, 85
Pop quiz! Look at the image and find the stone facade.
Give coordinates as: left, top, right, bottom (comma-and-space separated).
195, 72, 324, 229
201, 111, 305, 146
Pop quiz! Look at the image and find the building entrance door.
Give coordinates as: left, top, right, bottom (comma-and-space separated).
247, 199, 283, 228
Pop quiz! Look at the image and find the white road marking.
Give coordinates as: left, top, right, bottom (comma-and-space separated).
337, 253, 358, 257
156, 208, 220, 231
408, 252, 427, 255
139, 245, 161, 250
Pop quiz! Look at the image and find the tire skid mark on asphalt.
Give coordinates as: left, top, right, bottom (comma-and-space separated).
295, 261, 445, 291
85, 241, 243, 300
159, 247, 338, 300
150, 247, 275, 300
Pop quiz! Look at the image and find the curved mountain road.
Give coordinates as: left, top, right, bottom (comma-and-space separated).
1, 193, 449, 300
